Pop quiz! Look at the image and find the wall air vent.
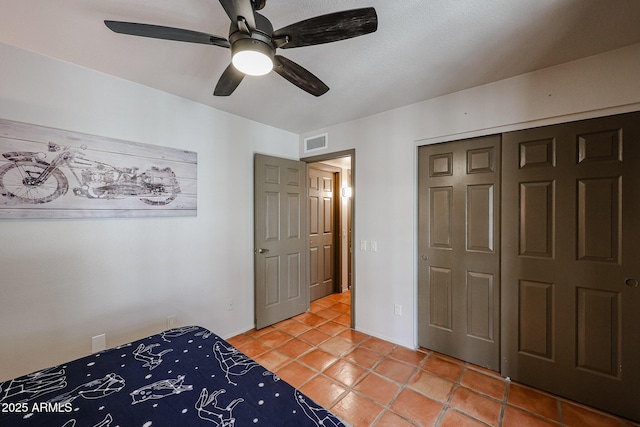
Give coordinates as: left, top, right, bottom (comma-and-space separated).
304, 133, 328, 153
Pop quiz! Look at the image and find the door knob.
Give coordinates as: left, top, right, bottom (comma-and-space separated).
255, 248, 269, 254
625, 278, 638, 288
421, 254, 428, 261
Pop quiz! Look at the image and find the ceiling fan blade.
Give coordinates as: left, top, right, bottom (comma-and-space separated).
219, 0, 256, 32
105, 21, 230, 48
273, 55, 329, 97
214, 63, 245, 96
273, 7, 377, 49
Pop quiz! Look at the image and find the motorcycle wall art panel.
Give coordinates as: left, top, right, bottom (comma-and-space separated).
0, 118, 197, 219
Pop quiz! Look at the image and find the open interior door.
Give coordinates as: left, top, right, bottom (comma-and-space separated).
254, 154, 308, 329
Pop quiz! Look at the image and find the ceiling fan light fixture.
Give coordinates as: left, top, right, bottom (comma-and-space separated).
231, 38, 274, 76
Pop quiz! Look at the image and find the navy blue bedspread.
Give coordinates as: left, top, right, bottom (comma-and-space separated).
0, 326, 347, 426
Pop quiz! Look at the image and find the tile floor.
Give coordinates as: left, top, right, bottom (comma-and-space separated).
228, 292, 638, 427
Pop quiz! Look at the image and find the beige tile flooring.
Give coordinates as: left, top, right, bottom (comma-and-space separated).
228, 292, 639, 427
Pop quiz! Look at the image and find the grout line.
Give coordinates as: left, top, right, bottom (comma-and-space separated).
435, 368, 462, 426
557, 398, 564, 425
498, 378, 510, 426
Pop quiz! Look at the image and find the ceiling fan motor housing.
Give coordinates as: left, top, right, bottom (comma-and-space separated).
229, 13, 273, 47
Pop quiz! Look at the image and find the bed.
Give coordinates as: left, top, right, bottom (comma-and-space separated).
0, 325, 347, 426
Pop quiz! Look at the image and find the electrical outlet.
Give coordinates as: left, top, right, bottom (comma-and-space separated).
92, 334, 106, 353
394, 304, 402, 316
167, 315, 176, 329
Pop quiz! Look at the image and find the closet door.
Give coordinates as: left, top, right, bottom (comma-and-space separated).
501, 112, 640, 421
418, 135, 501, 370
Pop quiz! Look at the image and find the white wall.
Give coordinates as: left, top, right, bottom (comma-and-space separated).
0, 42, 298, 380
300, 43, 640, 349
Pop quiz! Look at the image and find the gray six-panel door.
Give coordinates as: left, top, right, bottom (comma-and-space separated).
308, 163, 339, 301
501, 112, 640, 421
418, 135, 501, 370
254, 154, 308, 329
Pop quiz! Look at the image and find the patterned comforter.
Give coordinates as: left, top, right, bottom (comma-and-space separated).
0, 325, 347, 426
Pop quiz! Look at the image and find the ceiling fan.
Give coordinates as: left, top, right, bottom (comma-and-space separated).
104, 0, 378, 97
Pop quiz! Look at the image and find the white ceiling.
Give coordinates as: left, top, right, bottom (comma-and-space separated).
2, 0, 640, 134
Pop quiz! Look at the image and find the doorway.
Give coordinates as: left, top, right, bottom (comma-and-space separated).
307, 162, 340, 301
303, 150, 354, 328
254, 151, 355, 330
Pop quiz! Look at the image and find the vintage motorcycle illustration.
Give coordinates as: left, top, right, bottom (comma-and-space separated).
0, 142, 181, 205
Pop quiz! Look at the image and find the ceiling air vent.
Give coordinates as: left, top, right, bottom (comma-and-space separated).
304, 133, 328, 153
